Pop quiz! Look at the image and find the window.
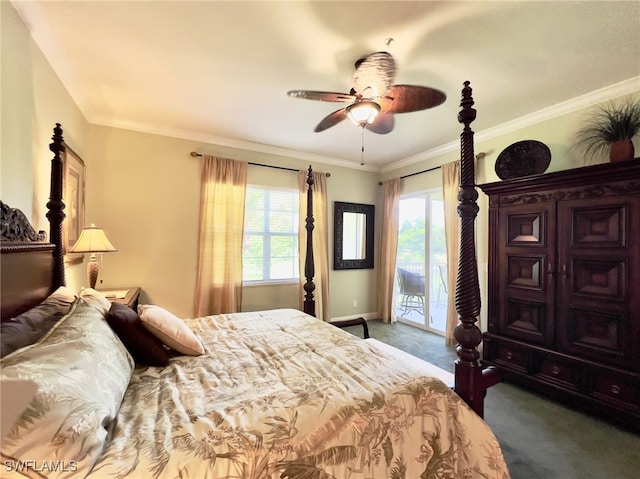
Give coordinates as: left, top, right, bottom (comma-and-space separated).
243, 186, 299, 282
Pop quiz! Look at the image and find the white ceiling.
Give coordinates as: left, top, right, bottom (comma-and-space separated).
12, 1, 640, 171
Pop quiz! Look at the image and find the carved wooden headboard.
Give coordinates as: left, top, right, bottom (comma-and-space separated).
1, 124, 67, 321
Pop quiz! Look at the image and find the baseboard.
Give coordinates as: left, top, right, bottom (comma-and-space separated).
330, 312, 378, 322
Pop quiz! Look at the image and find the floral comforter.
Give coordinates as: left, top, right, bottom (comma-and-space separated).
88, 309, 510, 478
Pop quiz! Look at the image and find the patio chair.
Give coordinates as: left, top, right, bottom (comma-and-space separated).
397, 268, 426, 315
436, 263, 448, 306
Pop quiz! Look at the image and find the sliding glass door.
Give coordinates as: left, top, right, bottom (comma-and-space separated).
395, 190, 447, 334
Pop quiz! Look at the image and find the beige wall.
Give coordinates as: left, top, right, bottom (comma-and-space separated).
2, 2, 89, 224
1, 1, 89, 290
86, 125, 379, 318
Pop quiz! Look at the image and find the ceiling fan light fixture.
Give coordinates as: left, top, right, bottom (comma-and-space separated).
346, 100, 381, 127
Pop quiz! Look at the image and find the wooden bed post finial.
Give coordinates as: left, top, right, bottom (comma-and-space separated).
453, 82, 501, 417
47, 123, 67, 288
303, 165, 316, 317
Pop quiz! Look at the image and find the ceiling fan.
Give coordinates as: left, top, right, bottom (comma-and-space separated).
287, 51, 446, 134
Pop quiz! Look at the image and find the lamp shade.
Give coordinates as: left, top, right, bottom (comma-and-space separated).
346, 100, 381, 127
68, 224, 117, 253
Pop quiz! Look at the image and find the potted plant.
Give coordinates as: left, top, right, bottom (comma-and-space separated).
576, 98, 640, 162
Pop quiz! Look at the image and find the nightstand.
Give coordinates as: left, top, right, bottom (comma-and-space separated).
100, 287, 141, 310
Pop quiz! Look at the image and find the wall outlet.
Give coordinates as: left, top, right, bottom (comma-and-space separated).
352, 300, 358, 308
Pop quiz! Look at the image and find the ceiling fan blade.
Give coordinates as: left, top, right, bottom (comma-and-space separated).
366, 112, 394, 134
314, 108, 348, 132
288, 90, 356, 103
384, 85, 446, 114
352, 51, 396, 98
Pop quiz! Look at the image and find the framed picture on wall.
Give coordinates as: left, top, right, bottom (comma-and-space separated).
63, 145, 85, 264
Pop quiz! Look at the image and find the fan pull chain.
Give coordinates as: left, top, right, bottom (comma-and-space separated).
360, 126, 366, 166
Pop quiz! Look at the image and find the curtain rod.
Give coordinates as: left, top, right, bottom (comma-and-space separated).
400, 165, 441, 179
190, 151, 330, 176
378, 165, 441, 185
380, 152, 486, 184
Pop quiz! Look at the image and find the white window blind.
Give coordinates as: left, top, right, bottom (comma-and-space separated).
243, 186, 299, 282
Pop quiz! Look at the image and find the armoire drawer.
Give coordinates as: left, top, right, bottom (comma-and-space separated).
589, 372, 640, 412
534, 355, 579, 391
490, 342, 530, 373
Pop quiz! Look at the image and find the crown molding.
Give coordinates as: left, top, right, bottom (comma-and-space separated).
381, 76, 640, 174
90, 117, 380, 172
94, 77, 639, 175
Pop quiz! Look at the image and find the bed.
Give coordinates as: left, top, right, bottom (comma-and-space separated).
1, 84, 509, 478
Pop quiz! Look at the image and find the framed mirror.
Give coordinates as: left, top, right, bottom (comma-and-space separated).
334, 202, 374, 270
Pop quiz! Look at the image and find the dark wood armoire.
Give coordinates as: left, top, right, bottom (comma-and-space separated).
480, 159, 640, 431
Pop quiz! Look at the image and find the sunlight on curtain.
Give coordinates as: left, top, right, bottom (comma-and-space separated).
442, 161, 460, 345
298, 169, 330, 321
377, 178, 400, 323
194, 156, 247, 316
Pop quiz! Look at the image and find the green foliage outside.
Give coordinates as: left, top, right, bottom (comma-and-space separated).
396, 219, 446, 265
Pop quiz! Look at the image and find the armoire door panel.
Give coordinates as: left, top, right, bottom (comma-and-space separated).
561, 306, 627, 366
572, 205, 626, 247
571, 258, 626, 300
507, 255, 545, 290
507, 212, 546, 245
504, 297, 548, 343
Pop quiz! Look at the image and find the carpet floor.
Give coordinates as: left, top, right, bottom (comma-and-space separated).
339, 319, 640, 479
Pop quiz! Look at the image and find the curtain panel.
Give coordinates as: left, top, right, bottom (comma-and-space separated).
377, 177, 401, 323
194, 156, 247, 316
442, 160, 461, 346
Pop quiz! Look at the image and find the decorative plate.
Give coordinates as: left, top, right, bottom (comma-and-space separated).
495, 140, 551, 180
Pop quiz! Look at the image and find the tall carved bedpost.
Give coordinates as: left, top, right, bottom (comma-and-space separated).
47, 123, 66, 288
303, 165, 316, 316
454, 82, 501, 417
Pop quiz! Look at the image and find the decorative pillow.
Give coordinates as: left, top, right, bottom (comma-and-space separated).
0, 298, 134, 478
47, 285, 77, 303
107, 302, 169, 367
138, 304, 205, 355
79, 287, 112, 315
1, 289, 77, 358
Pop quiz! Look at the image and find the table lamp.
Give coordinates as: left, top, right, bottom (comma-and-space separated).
68, 224, 117, 288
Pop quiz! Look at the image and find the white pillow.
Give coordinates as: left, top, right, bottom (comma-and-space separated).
138, 305, 204, 356
80, 288, 112, 315
47, 285, 77, 303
